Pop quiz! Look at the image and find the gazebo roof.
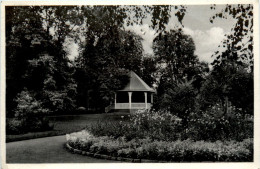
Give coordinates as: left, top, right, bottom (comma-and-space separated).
118, 71, 155, 92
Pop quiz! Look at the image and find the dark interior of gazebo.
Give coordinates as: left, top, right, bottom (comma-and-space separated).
117, 91, 152, 103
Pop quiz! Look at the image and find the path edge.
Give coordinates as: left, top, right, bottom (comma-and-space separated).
65, 142, 166, 163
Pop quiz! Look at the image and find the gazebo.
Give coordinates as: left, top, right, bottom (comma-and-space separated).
108, 71, 155, 113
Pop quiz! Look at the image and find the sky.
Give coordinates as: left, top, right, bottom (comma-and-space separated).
66, 5, 237, 64
124, 5, 236, 63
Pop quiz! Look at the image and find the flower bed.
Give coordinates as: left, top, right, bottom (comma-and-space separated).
88, 109, 182, 141
66, 130, 253, 162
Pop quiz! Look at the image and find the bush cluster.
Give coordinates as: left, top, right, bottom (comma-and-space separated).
89, 106, 252, 142
186, 103, 253, 141
6, 90, 53, 134
88, 109, 182, 141
67, 130, 253, 162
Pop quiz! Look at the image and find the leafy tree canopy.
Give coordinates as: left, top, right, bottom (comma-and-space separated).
210, 4, 253, 71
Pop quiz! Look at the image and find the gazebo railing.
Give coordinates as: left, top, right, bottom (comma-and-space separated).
115, 103, 151, 109
105, 103, 152, 113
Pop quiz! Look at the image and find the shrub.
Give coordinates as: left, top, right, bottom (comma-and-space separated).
154, 78, 197, 126
88, 109, 182, 141
89, 105, 252, 142
6, 89, 53, 134
129, 109, 182, 141
66, 130, 253, 162
186, 103, 253, 141
89, 119, 128, 139
6, 118, 25, 134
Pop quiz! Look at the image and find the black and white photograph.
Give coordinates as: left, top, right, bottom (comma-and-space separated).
1, 1, 259, 168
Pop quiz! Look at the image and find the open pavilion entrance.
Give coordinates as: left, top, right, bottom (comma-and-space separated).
115, 91, 153, 109
107, 71, 155, 112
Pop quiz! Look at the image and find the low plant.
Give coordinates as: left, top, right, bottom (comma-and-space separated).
66, 130, 253, 162
186, 103, 253, 141
88, 109, 182, 141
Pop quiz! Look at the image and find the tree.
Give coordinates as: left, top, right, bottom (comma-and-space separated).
155, 78, 197, 126
152, 29, 208, 123
204, 4, 254, 115
6, 5, 189, 115
26, 54, 77, 113
6, 6, 49, 116
75, 6, 145, 111
153, 29, 203, 82
210, 4, 253, 70
140, 55, 158, 87
6, 6, 79, 116
198, 60, 253, 115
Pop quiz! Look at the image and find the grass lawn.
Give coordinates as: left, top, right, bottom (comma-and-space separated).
6, 112, 129, 142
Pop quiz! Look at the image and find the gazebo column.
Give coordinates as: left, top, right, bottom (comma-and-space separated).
128, 92, 132, 109
151, 93, 153, 103
144, 92, 147, 109
114, 93, 117, 109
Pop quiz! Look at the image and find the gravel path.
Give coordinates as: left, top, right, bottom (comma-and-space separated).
6, 135, 121, 163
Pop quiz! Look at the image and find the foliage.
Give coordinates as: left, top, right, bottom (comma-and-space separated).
88, 109, 182, 141
89, 105, 252, 143
75, 7, 144, 111
6, 6, 254, 147
26, 54, 77, 113
73, 5, 187, 111
77, 28, 143, 111
6, 89, 53, 134
6, 6, 79, 116
88, 118, 128, 140
6, 6, 47, 116
139, 55, 158, 87
67, 130, 253, 162
154, 78, 197, 126
129, 109, 182, 141
153, 29, 199, 81
14, 89, 49, 116
152, 29, 209, 122
186, 103, 253, 141
6, 118, 24, 135
198, 60, 253, 115
7, 113, 124, 142
5, 5, 189, 115
197, 5, 254, 122
210, 4, 253, 70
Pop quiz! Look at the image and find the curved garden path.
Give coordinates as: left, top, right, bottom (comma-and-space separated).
6, 135, 121, 163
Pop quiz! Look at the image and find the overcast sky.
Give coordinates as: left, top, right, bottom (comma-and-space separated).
66, 5, 236, 64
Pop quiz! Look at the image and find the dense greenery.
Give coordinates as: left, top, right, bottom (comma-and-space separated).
6, 89, 53, 134
186, 104, 253, 141
6, 6, 78, 117
6, 4, 253, 143
89, 110, 183, 141
88, 109, 252, 142
6, 5, 183, 116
